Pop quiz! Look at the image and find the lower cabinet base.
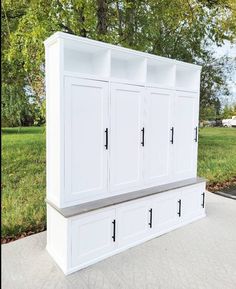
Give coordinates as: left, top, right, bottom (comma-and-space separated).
47, 181, 206, 275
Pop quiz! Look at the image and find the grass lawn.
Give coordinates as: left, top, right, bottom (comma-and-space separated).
2, 127, 46, 242
1, 126, 236, 242
198, 127, 236, 184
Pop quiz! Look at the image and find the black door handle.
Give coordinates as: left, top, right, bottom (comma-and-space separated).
141, 127, 145, 146
178, 199, 182, 217
194, 126, 198, 142
149, 208, 153, 228
105, 128, 108, 150
112, 219, 116, 242
201, 192, 205, 208
170, 127, 174, 144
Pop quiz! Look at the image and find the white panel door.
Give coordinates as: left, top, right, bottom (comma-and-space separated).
110, 83, 144, 192
180, 185, 206, 222
173, 91, 199, 181
144, 88, 173, 186
64, 77, 109, 204
71, 209, 116, 268
153, 191, 179, 234
116, 199, 151, 247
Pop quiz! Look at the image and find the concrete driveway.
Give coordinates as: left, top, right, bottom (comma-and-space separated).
2, 192, 236, 289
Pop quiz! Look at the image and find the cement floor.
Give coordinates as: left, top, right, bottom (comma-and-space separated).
2, 192, 236, 289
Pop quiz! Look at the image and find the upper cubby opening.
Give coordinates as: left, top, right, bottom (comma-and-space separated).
176, 64, 200, 91
64, 40, 110, 77
110, 50, 146, 82
146, 58, 175, 88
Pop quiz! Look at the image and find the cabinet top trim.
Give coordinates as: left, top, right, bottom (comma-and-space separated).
44, 31, 201, 70
46, 177, 207, 218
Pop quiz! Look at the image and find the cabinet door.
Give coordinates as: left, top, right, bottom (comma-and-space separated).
116, 200, 151, 247
153, 192, 179, 234
144, 88, 173, 186
71, 209, 116, 268
65, 77, 109, 204
110, 83, 144, 192
180, 185, 206, 222
173, 91, 199, 181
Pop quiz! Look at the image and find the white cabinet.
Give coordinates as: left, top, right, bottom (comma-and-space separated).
71, 209, 116, 268
116, 199, 151, 247
173, 91, 199, 181
144, 88, 173, 186
47, 181, 206, 274
45, 32, 205, 275
64, 78, 109, 204
45, 32, 202, 208
110, 83, 144, 193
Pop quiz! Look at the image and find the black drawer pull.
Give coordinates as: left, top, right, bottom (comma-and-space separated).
170, 127, 174, 144
149, 208, 153, 228
141, 127, 145, 146
194, 126, 198, 142
112, 219, 116, 242
201, 192, 205, 208
105, 128, 108, 150
178, 199, 182, 217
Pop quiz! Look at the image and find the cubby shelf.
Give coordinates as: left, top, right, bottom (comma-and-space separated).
110, 50, 146, 83
45, 32, 201, 91
175, 63, 201, 92
146, 58, 175, 88
64, 42, 110, 78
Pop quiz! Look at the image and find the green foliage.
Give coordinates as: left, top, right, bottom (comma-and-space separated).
200, 104, 218, 121
1, 0, 236, 126
221, 104, 236, 119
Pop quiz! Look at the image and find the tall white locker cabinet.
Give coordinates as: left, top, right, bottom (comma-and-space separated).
45, 32, 206, 275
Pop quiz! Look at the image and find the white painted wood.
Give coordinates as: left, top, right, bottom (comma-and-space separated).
180, 184, 206, 222
173, 91, 199, 181
45, 32, 205, 275
146, 58, 175, 88
144, 88, 173, 186
152, 191, 179, 234
64, 45, 110, 77
110, 50, 146, 82
116, 199, 151, 247
45, 32, 202, 207
47, 181, 206, 275
109, 83, 144, 193
176, 63, 201, 92
64, 77, 109, 204
46, 39, 64, 207
46, 205, 68, 273
70, 209, 116, 268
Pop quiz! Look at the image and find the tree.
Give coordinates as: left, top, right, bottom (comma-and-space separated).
2, 0, 236, 126
221, 103, 236, 119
